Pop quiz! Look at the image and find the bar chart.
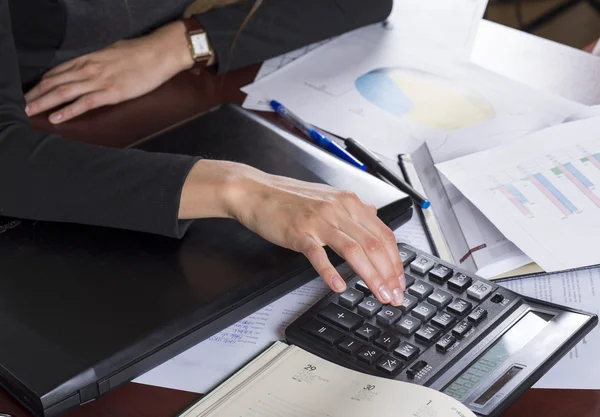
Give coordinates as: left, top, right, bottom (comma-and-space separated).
436, 117, 600, 272
492, 153, 600, 219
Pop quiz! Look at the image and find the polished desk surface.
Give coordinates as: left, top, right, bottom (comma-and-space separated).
6, 20, 600, 417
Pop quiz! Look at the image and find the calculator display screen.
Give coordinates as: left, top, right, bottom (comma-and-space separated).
442, 311, 551, 402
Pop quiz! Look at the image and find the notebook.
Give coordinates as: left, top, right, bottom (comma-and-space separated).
178, 341, 475, 417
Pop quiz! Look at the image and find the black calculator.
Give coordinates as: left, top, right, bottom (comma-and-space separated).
286, 244, 597, 417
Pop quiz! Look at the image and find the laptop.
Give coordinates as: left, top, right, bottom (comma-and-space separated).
0, 105, 412, 416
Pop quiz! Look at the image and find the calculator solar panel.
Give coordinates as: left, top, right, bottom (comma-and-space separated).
286, 244, 597, 417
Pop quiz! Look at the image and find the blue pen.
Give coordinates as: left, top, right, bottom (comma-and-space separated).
270, 100, 367, 171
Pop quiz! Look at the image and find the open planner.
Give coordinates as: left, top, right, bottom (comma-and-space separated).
178, 341, 476, 417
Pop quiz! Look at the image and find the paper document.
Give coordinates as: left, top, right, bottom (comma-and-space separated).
409, 144, 532, 278
242, 39, 332, 111
136, 214, 430, 393
500, 268, 600, 389
243, 0, 489, 111
242, 28, 582, 161
180, 342, 476, 417
437, 117, 600, 272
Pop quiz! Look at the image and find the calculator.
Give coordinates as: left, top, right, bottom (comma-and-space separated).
285, 244, 598, 417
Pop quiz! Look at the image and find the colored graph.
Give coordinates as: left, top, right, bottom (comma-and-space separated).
497, 184, 533, 217
493, 154, 600, 219
355, 68, 495, 131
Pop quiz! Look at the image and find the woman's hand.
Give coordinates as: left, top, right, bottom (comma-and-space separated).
180, 161, 406, 306
24, 21, 194, 124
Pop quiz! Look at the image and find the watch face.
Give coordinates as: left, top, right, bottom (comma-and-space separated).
191, 33, 210, 58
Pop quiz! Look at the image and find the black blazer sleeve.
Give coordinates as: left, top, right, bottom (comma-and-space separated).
196, 0, 393, 74
0, 0, 199, 238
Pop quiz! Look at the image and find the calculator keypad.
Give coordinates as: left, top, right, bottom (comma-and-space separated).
410, 256, 435, 275
356, 323, 381, 341
376, 305, 402, 326
448, 273, 472, 292
295, 244, 504, 382
357, 297, 382, 318
339, 288, 365, 309
408, 280, 434, 300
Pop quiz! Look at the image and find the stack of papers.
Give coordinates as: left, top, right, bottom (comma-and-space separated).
437, 117, 600, 273
239, 8, 584, 279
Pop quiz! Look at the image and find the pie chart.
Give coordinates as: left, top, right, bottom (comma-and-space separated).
355, 67, 495, 131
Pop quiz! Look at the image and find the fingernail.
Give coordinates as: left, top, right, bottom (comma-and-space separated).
393, 288, 404, 306
24, 105, 30, 115
331, 276, 346, 292
378, 284, 392, 303
399, 273, 406, 290
50, 113, 63, 123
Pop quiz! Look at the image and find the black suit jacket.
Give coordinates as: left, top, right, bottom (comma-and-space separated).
0, 0, 392, 237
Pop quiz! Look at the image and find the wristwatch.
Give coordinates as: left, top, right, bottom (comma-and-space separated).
183, 17, 214, 71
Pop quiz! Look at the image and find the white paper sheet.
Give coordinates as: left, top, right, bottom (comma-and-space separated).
500, 269, 600, 389
437, 117, 600, 272
409, 144, 532, 278
242, 25, 583, 161
242, 39, 332, 111
242, 0, 489, 111
136, 214, 430, 393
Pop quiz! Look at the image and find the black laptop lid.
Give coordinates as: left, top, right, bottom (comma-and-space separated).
0, 105, 411, 415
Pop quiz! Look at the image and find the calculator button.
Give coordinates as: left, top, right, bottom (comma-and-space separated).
376, 305, 402, 326
357, 347, 384, 365
394, 341, 420, 361
397, 316, 422, 336
338, 288, 365, 309
491, 293, 505, 304
411, 302, 437, 322
301, 319, 345, 345
436, 334, 457, 352
355, 323, 382, 342
452, 320, 473, 338
318, 304, 364, 331
398, 247, 417, 265
410, 256, 435, 275
447, 298, 473, 316
427, 289, 453, 309
374, 333, 401, 351
408, 280, 434, 300
447, 273, 473, 292
467, 280, 494, 301
355, 279, 371, 296
404, 274, 416, 288
376, 356, 404, 375
431, 312, 457, 330
415, 325, 442, 344
407, 360, 428, 379
429, 264, 453, 283
338, 337, 364, 355
357, 297, 382, 318
468, 307, 488, 324
399, 293, 419, 313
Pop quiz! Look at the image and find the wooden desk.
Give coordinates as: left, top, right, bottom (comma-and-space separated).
6, 22, 600, 417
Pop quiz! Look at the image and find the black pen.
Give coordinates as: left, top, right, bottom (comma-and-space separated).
344, 137, 431, 209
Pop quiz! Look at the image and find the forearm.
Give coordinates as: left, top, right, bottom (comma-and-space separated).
146, 20, 195, 75
179, 160, 257, 220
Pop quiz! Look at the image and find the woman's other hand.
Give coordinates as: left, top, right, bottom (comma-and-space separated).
180, 161, 406, 306
24, 21, 194, 124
